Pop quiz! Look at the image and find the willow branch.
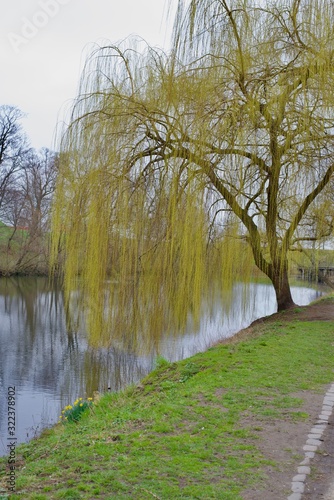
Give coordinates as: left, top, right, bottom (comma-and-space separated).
283, 162, 334, 250
168, 143, 272, 276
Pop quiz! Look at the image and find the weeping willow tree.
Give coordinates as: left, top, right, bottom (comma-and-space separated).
52, 0, 334, 348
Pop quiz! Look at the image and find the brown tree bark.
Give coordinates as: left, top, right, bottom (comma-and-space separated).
270, 261, 296, 312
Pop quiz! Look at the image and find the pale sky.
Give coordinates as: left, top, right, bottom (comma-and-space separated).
1, 1, 177, 150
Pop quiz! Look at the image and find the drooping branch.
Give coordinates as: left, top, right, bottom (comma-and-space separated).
283, 161, 334, 251
168, 142, 272, 277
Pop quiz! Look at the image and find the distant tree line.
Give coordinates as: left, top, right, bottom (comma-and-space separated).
0, 104, 58, 275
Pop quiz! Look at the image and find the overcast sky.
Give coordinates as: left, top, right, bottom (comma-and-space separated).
1, 0, 177, 150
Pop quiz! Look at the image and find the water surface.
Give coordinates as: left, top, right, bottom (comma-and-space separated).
0, 276, 325, 455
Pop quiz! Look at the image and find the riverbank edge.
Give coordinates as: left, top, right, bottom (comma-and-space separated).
1, 294, 334, 499
0, 269, 49, 278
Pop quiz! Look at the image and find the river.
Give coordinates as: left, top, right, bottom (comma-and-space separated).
0, 276, 326, 455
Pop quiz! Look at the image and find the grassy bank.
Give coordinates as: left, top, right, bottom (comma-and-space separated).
0, 299, 334, 499
0, 222, 50, 276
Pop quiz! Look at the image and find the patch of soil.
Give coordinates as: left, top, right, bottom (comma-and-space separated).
217, 296, 334, 499
258, 297, 334, 324
216, 296, 334, 347
240, 391, 327, 500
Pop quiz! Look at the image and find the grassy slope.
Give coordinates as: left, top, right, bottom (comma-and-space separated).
0, 222, 28, 245
0, 222, 28, 273
0, 300, 334, 499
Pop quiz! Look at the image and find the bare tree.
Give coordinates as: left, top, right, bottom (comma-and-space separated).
13, 148, 58, 273
0, 105, 28, 212
20, 148, 58, 234
0, 143, 58, 274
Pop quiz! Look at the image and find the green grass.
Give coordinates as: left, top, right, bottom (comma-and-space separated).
0, 221, 28, 243
0, 222, 49, 275
0, 221, 29, 273
0, 302, 333, 499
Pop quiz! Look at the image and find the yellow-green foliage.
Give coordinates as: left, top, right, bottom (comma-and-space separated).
52, 0, 334, 346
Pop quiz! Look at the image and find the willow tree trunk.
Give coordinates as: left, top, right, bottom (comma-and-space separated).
270, 261, 296, 312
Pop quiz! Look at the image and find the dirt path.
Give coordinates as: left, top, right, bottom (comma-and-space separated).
234, 296, 334, 499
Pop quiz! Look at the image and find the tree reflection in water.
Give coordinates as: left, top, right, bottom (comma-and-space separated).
0, 276, 324, 454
